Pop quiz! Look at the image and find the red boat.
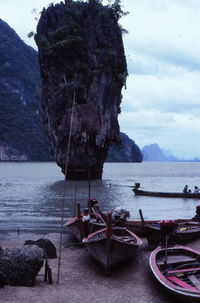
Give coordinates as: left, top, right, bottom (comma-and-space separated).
64, 200, 106, 241
150, 245, 200, 302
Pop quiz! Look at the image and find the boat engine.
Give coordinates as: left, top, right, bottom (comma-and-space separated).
113, 207, 130, 226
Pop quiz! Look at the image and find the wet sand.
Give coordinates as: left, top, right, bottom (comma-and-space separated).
0, 231, 200, 303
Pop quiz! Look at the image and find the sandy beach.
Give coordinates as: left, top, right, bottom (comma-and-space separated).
1, 231, 200, 303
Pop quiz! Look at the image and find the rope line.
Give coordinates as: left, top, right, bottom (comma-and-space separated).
56, 75, 76, 284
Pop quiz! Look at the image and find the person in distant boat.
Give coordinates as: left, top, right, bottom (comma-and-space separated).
194, 186, 199, 194
82, 208, 90, 237
183, 185, 188, 194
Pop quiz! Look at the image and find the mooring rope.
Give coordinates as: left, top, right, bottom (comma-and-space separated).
57, 75, 76, 284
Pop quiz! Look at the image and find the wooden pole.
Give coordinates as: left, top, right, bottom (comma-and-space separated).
56, 86, 76, 285
76, 203, 81, 220
105, 212, 112, 276
139, 209, 144, 225
164, 235, 168, 269
73, 182, 77, 217
88, 169, 91, 201
106, 212, 112, 238
44, 260, 48, 282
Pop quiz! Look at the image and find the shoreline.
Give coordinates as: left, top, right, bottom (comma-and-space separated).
1, 231, 200, 302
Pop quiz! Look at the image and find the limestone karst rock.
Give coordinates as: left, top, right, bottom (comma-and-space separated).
35, 0, 127, 179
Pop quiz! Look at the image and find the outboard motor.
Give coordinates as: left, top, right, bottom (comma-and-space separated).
113, 207, 130, 226
134, 183, 140, 189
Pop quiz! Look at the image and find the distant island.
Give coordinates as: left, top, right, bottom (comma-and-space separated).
142, 143, 200, 162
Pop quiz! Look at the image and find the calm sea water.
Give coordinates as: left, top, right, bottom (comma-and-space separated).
0, 161, 200, 233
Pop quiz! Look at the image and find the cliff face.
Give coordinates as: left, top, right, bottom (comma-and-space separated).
0, 144, 29, 161
106, 133, 143, 162
0, 19, 53, 161
35, 0, 127, 179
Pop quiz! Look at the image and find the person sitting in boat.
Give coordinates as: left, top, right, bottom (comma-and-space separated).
194, 186, 199, 193
82, 208, 90, 237
183, 185, 188, 194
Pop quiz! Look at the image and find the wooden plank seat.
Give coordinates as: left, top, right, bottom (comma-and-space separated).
157, 254, 196, 266
167, 267, 200, 275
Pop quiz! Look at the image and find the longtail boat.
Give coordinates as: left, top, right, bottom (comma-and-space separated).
65, 201, 200, 241
150, 245, 200, 302
64, 203, 84, 241
122, 205, 200, 237
132, 183, 200, 199
64, 200, 106, 241
145, 222, 200, 249
82, 213, 142, 275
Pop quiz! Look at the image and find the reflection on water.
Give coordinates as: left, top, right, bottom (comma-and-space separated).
0, 161, 200, 233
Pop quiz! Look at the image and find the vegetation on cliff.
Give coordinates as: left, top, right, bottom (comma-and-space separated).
35, 0, 129, 179
0, 19, 53, 160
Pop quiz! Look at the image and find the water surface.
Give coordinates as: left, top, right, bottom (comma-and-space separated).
0, 161, 200, 233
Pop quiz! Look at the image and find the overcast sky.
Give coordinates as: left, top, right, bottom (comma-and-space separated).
0, 0, 200, 159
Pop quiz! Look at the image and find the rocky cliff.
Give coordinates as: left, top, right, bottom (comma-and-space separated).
107, 133, 143, 162
0, 19, 53, 161
35, 0, 127, 179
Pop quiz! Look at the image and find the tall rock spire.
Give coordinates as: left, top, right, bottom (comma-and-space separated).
35, 0, 127, 179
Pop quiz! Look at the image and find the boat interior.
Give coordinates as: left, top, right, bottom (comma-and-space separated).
88, 227, 136, 244
157, 248, 200, 291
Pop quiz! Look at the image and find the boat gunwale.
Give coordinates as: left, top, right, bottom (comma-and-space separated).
83, 227, 142, 246
150, 245, 200, 298
133, 188, 200, 198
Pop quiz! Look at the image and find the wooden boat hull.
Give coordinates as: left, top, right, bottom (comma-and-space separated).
133, 188, 200, 199
145, 222, 200, 249
65, 217, 106, 241
126, 219, 195, 237
83, 228, 142, 273
150, 245, 200, 302
64, 217, 84, 241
